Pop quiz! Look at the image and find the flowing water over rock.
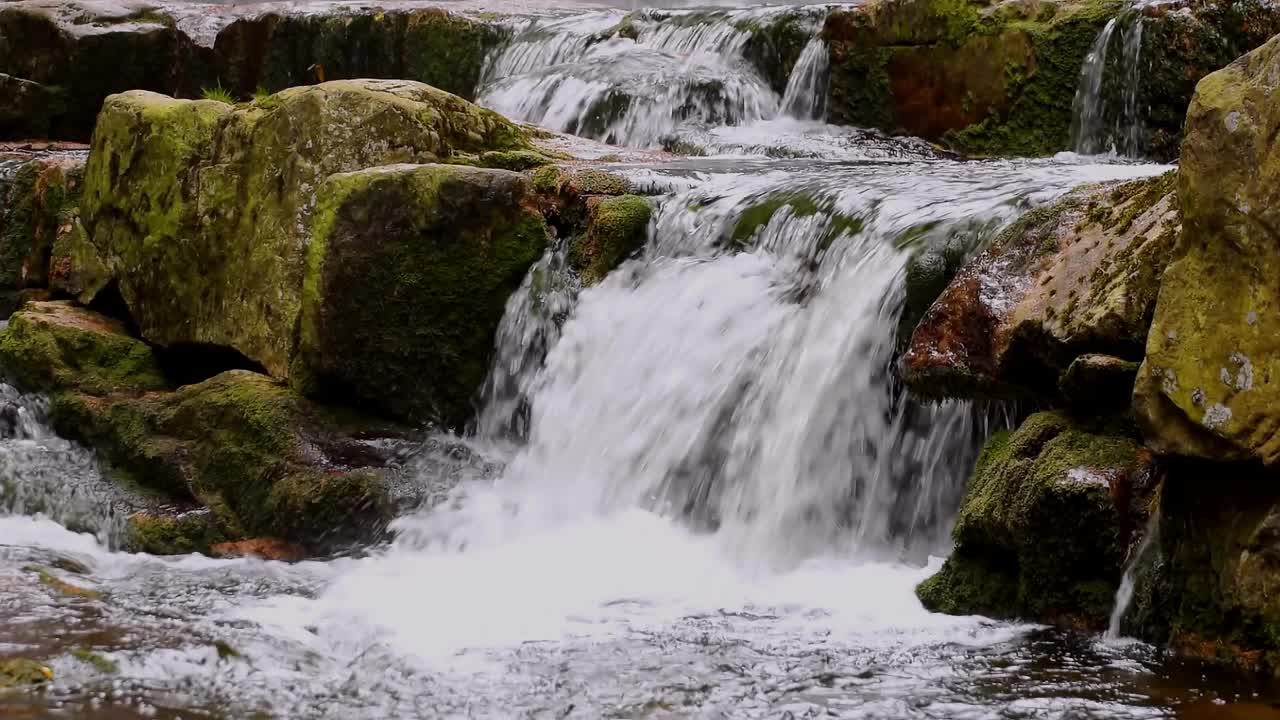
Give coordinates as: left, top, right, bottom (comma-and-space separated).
1071, 7, 1149, 157
2, 3, 1278, 718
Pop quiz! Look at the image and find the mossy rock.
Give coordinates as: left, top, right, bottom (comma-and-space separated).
569, 195, 651, 285
124, 508, 229, 555
1122, 461, 1280, 672
0, 155, 84, 313
294, 163, 547, 427
0, 301, 166, 396
81, 81, 535, 384
1135, 35, 1280, 466
823, 0, 1121, 155
51, 370, 398, 544
213, 8, 507, 102
917, 411, 1154, 628
0, 3, 211, 140
904, 171, 1178, 401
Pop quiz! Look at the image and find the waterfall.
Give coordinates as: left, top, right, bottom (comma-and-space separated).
780, 36, 829, 120
478, 9, 831, 148
1070, 9, 1147, 157
1070, 18, 1117, 155
1106, 512, 1160, 639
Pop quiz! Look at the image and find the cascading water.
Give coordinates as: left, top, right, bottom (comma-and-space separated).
0, 1, 1243, 716
1070, 8, 1148, 156
779, 36, 830, 120
479, 7, 834, 150
1106, 513, 1161, 640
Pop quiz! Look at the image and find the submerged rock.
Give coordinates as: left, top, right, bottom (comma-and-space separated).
79, 81, 541, 422
917, 411, 1156, 628
904, 171, 1178, 400
293, 163, 548, 426
0, 658, 52, 688
1135, 35, 1280, 466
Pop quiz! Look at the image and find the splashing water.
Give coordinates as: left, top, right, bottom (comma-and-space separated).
0, 135, 1239, 717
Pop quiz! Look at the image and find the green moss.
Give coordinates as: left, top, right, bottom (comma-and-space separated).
477, 149, 554, 171
71, 649, 119, 674
918, 411, 1146, 627
570, 195, 652, 285
81, 82, 535, 379
0, 158, 84, 306
401, 10, 510, 101
124, 510, 228, 555
296, 164, 547, 427
944, 0, 1122, 155
53, 371, 396, 544
0, 302, 167, 397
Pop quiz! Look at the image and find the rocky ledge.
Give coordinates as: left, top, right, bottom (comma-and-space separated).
909, 33, 1280, 672
0, 79, 652, 556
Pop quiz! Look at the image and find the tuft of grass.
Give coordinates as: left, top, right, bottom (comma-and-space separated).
253, 86, 272, 103
201, 85, 236, 105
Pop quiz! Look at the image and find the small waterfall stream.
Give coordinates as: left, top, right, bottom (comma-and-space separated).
1106, 513, 1161, 640
779, 36, 829, 120
1070, 8, 1148, 156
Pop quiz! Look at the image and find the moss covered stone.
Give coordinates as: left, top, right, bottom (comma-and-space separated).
917, 411, 1154, 628
214, 8, 507, 102
905, 171, 1178, 400
0, 155, 84, 314
0, 3, 211, 140
81, 81, 535, 382
53, 370, 398, 544
124, 509, 228, 555
0, 301, 166, 396
570, 195, 651, 285
294, 163, 548, 426
824, 0, 1121, 155
1135, 36, 1280, 466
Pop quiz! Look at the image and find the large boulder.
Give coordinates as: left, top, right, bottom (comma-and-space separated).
0, 301, 404, 550
293, 163, 548, 426
1135, 36, 1280, 466
0, 300, 165, 396
917, 411, 1156, 628
824, 0, 1121, 156
0, 1, 509, 141
905, 172, 1178, 400
0, 3, 212, 140
80, 80, 542, 425
214, 8, 507, 103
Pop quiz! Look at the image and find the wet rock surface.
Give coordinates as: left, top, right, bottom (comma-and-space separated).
917, 410, 1156, 629
1135, 34, 1280, 466
904, 171, 1178, 401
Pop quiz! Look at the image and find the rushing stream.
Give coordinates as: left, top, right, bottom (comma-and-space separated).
3, 2, 1280, 719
